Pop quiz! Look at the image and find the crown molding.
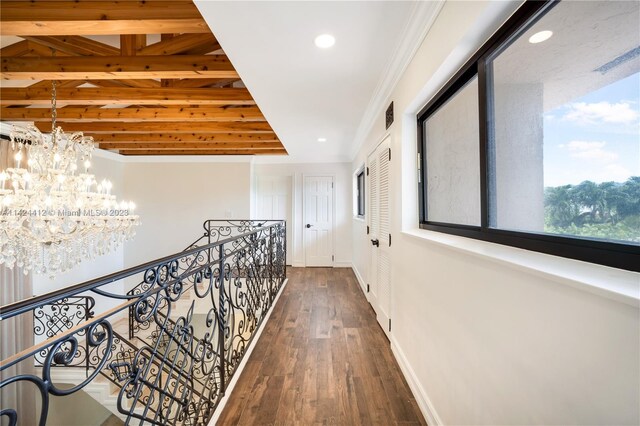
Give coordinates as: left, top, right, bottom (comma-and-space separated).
348, 0, 445, 161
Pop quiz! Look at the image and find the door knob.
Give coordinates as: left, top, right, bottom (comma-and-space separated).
371, 239, 379, 247
306, 224, 312, 228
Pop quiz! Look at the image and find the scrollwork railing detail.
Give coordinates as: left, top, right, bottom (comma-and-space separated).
33, 296, 95, 371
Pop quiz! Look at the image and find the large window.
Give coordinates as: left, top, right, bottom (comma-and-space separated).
417, 0, 640, 271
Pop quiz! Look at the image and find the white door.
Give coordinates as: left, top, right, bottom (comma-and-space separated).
304, 176, 334, 267
368, 136, 392, 337
256, 175, 292, 265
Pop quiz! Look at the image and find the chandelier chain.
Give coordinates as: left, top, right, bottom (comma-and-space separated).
51, 48, 57, 133
51, 80, 57, 133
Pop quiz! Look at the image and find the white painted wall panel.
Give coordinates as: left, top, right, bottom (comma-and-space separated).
256, 175, 293, 263
122, 162, 251, 268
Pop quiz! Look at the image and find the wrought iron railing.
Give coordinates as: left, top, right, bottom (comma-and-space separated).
33, 296, 95, 374
0, 220, 286, 426
127, 220, 278, 340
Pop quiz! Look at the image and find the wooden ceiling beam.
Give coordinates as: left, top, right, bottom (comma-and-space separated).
27, 80, 86, 90
184, 45, 224, 56
99, 142, 283, 150
0, 40, 31, 57
1, 1, 208, 36
1, 55, 239, 80
138, 34, 219, 56
171, 78, 240, 88
87, 79, 162, 89
120, 35, 146, 56
1, 106, 266, 122
1, 1, 203, 21
0, 87, 255, 106
23, 36, 120, 56
118, 149, 287, 156
159, 34, 174, 88
88, 133, 279, 143
24, 41, 73, 57
1, 20, 208, 37
35, 121, 274, 133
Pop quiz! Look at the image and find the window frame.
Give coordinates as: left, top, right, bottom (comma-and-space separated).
356, 168, 365, 218
416, 0, 640, 272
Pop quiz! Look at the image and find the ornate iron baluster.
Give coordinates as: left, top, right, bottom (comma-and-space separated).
218, 242, 226, 395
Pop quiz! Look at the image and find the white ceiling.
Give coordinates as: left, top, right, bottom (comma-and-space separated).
195, 1, 423, 163
494, 0, 640, 111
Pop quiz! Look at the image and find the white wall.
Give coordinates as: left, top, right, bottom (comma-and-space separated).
351, 1, 640, 425
253, 162, 352, 267
122, 162, 252, 267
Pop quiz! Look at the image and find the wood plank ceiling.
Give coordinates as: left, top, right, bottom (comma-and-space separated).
0, 1, 286, 156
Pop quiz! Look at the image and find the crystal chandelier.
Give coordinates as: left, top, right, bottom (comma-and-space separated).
0, 80, 139, 277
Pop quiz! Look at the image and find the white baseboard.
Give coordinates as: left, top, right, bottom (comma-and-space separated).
351, 264, 367, 296
391, 336, 443, 426
291, 261, 352, 268
208, 277, 289, 425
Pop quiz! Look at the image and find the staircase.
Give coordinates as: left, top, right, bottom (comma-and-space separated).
49, 368, 126, 423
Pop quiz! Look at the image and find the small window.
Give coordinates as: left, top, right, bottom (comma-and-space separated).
357, 169, 365, 218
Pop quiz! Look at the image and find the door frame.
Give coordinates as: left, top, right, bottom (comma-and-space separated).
302, 174, 336, 267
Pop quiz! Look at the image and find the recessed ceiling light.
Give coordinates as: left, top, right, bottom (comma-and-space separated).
314, 34, 335, 49
528, 30, 553, 44
317, 137, 327, 142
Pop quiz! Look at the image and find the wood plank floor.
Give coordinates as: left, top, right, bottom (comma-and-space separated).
217, 267, 426, 426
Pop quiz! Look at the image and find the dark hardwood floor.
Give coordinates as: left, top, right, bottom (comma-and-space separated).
217, 267, 426, 426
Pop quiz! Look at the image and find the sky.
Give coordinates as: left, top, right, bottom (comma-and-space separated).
543, 72, 640, 187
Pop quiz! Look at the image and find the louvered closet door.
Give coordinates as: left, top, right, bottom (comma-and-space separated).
367, 149, 380, 309
368, 135, 392, 337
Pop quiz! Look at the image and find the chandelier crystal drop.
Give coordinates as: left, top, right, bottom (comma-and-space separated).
0, 82, 139, 277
